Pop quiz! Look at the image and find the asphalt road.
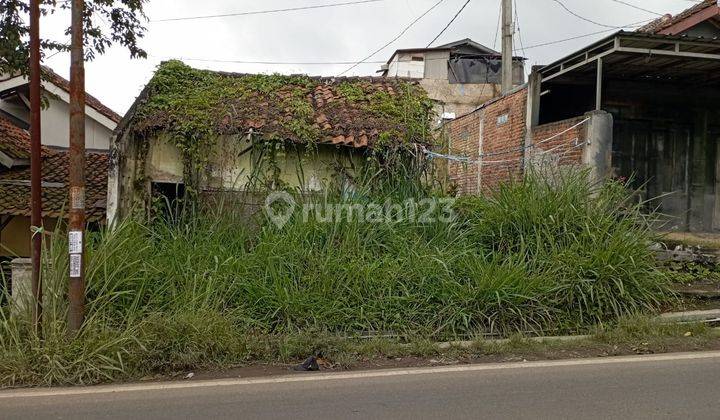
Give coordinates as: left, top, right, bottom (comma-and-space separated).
2, 352, 720, 420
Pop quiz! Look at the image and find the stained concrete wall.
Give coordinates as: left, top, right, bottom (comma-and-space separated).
108, 132, 365, 223
421, 78, 501, 121
582, 111, 614, 185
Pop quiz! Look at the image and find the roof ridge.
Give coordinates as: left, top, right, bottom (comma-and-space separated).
117, 61, 433, 150
38, 65, 122, 123
637, 0, 717, 34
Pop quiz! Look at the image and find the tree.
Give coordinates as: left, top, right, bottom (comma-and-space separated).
0, 0, 147, 75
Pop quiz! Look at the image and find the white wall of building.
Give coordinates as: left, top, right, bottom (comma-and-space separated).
387, 53, 426, 78
0, 75, 117, 151
39, 97, 114, 150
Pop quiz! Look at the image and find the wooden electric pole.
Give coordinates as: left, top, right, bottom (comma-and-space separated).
29, 0, 43, 332
501, 0, 514, 94
68, 0, 86, 332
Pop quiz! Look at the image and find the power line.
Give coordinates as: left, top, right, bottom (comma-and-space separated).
607, 0, 664, 16
160, 19, 652, 69
426, 0, 472, 47
550, 0, 623, 29
514, 18, 653, 52
513, 0, 526, 57
492, 0, 502, 50
158, 56, 388, 65
338, 0, 446, 76
152, 0, 386, 22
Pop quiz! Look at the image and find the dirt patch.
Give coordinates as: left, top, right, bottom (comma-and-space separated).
659, 232, 720, 250
152, 335, 720, 383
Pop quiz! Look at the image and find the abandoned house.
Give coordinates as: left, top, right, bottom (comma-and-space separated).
380, 39, 525, 122
108, 61, 433, 222
447, 0, 720, 232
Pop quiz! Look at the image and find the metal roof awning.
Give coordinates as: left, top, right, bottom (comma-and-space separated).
538, 31, 720, 85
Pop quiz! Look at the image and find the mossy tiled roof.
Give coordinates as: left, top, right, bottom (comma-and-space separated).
124, 61, 433, 149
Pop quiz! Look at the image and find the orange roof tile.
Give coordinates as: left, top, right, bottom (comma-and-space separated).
638, 0, 717, 34
126, 62, 432, 150
0, 115, 54, 162
0, 152, 107, 221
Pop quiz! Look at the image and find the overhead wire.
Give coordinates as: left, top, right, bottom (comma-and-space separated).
338, 0, 446, 75
550, 0, 627, 29
607, 0, 665, 16
148, 0, 660, 73
152, 15, 653, 70
492, 0, 502, 50
513, 0, 527, 57
153, 56, 388, 65
426, 0, 472, 47
152, 0, 385, 22
514, 18, 654, 52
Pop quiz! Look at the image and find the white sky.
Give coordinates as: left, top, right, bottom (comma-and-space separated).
38, 0, 700, 115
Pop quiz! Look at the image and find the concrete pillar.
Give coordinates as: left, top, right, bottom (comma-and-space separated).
523, 68, 542, 173
10, 258, 33, 319
582, 111, 614, 185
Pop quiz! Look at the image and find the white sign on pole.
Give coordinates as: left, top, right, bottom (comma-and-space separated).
69, 254, 82, 278
69, 231, 83, 254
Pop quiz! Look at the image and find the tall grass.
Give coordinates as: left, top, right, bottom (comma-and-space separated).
0, 170, 671, 386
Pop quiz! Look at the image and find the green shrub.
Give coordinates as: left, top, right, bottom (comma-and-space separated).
0, 169, 672, 386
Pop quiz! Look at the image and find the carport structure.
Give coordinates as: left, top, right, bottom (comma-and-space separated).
528, 31, 720, 232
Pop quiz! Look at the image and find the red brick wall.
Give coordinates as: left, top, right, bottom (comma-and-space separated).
478, 88, 528, 193
446, 110, 481, 195
445, 88, 590, 195
530, 116, 588, 168
446, 87, 528, 194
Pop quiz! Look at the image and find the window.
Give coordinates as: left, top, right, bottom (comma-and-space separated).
151, 182, 186, 222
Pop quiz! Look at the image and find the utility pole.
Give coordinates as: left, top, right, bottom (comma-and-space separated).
68, 0, 86, 332
501, 0, 514, 94
29, 0, 43, 333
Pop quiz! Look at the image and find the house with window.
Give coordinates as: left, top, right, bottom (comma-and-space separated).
107, 61, 433, 223
380, 39, 525, 121
446, 0, 720, 232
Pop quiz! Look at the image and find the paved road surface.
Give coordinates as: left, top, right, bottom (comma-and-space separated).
2, 352, 720, 419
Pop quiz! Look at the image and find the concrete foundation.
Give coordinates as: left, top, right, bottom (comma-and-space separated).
10, 258, 32, 319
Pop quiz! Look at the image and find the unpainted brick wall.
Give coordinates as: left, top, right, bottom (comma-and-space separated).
446, 87, 528, 194
445, 88, 591, 195
529, 116, 588, 169
478, 88, 528, 193
446, 109, 481, 195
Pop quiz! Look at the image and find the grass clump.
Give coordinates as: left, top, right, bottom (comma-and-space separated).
0, 170, 673, 386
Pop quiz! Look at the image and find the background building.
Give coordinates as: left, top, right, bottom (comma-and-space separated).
380, 39, 525, 122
